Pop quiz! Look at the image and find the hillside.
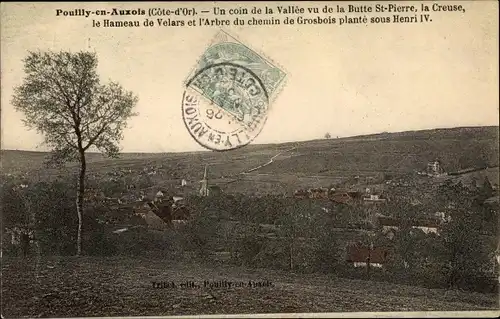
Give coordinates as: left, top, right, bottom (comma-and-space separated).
1, 126, 498, 195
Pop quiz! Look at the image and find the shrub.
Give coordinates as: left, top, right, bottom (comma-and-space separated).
180, 213, 219, 259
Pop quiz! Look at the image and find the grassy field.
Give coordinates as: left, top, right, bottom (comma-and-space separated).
1, 126, 498, 196
1, 256, 498, 318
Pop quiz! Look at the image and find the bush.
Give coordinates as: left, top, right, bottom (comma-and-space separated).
236, 234, 265, 266
180, 214, 219, 259
313, 230, 344, 273
251, 238, 290, 270
1, 179, 144, 257
1, 180, 79, 256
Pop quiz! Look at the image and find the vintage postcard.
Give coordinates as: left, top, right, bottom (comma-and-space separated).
1, 1, 499, 318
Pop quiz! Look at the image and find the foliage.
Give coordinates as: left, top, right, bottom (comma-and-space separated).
312, 216, 344, 273
386, 181, 498, 291
180, 213, 219, 259
11, 50, 138, 255
12, 51, 138, 159
276, 199, 316, 270
2, 180, 77, 255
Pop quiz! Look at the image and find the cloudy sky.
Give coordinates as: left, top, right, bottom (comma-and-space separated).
1, 1, 498, 153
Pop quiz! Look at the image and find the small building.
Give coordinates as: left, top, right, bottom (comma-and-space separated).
293, 188, 330, 200
378, 216, 400, 232
346, 243, 389, 268
410, 219, 440, 235
426, 160, 447, 177
363, 194, 388, 203
308, 188, 330, 199
155, 190, 165, 200
294, 189, 309, 199
434, 211, 452, 223
377, 216, 400, 240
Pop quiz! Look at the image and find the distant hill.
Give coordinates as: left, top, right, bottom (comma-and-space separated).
352, 126, 499, 141
1, 126, 498, 195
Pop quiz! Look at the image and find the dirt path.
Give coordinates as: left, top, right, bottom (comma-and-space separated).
241, 146, 297, 174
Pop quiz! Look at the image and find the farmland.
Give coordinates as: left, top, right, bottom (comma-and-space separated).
1, 126, 499, 196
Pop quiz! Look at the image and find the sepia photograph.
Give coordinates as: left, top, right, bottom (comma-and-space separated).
1, 1, 499, 318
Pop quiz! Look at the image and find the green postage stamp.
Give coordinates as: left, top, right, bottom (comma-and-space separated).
182, 30, 287, 151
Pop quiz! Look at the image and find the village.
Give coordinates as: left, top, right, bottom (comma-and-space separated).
2, 139, 499, 316
34, 157, 492, 280
2, 142, 499, 297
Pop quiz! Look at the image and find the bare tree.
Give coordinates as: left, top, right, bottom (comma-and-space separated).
324, 132, 331, 139
12, 51, 138, 255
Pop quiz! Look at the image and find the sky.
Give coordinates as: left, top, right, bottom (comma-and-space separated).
1, 1, 498, 153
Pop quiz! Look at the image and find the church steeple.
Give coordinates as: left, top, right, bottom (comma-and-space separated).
200, 165, 209, 197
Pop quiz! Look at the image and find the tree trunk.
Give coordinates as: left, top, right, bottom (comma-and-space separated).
76, 150, 86, 256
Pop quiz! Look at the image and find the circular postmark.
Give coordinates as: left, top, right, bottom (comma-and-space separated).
182, 62, 269, 151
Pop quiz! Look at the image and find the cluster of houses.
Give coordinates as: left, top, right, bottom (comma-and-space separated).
293, 187, 389, 205
344, 209, 468, 270
4, 158, 499, 282
376, 215, 442, 237
340, 211, 449, 269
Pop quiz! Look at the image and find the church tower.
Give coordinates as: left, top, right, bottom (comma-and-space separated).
199, 165, 209, 197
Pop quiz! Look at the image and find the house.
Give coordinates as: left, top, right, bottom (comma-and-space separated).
134, 202, 172, 229
363, 194, 388, 203
377, 216, 400, 239
294, 189, 308, 199
434, 211, 452, 223
346, 243, 389, 268
293, 188, 330, 200
410, 219, 440, 235
378, 216, 400, 232
172, 196, 184, 205
308, 188, 330, 199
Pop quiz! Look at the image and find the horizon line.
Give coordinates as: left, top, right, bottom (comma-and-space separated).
1, 124, 498, 155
